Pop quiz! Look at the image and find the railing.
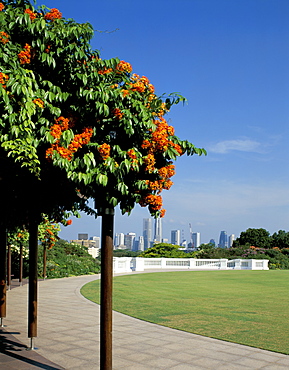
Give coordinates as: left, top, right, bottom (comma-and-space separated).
113, 257, 269, 273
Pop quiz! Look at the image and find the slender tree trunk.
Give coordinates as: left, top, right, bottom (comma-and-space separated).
43, 244, 47, 279
100, 207, 114, 370
0, 227, 7, 326
28, 220, 38, 345
19, 244, 23, 285
7, 244, 11, 290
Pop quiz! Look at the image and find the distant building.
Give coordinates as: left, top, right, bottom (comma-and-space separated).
210, 239, 216, 247
228, 234, 235, 248
114, 233, 125, 249
171, 230, 181, 245
78, 233, 88, 240
192, 232, 201, 249
70, 235, 100, 257
143, 218, 152, 250
154, 217, 162, 243
218, 231, 228, 248
137, 236, 144, 251
124, 232, 136, 250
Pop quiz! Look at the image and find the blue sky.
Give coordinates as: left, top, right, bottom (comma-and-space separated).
41, 0, 289, 244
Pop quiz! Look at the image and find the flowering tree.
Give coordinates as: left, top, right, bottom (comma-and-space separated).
0, 0, 206, 361
0, 0, 205, 229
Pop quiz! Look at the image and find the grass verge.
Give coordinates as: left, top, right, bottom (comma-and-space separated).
80, 270, 289, 354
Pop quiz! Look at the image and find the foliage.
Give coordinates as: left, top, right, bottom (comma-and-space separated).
10, 238, 100, 278
233, 228, 271, 249
0, 0, 206, 230
113, 249, 142, 257
138, 243, 195, 258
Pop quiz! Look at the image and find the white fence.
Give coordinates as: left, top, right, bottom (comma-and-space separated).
113, 257, 269, 273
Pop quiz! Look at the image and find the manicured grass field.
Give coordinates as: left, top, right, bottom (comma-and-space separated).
80, 270, 289, 354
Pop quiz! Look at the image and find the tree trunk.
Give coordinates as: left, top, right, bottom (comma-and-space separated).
19, 244, 23, 285
7, 244, 11, 290
43, 244, 47, 279
100, 207, 114, 370
0, 227, 7, 324
28, 220, 38, 341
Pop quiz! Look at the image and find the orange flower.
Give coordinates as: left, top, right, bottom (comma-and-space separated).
127, 149, 137, 159
0, 3, 4, 11
24, 8, 37, 20
160, 209, 166, 218
0, 72, 8, 88
116, 60, 132, 74
98, 143, 110, 160
66, 219, 72, 225
0, 31, 9, 44
98, 68, 113, 75
18, 43, 32, 64
121, 89, 130, 97
33, 98, 44, 108
44, 8, 62, 20
112, 108, 123, 120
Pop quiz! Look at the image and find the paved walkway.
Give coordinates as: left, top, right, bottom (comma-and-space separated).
1, 272, 289, 369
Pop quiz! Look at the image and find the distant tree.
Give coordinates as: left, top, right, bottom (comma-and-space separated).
138, 243, 194, 258
113, 249, 142, 257
234, 228, 271, 249
270, 230, 289, 250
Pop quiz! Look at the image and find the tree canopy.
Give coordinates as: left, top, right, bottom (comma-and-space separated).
0, 0, 206, 229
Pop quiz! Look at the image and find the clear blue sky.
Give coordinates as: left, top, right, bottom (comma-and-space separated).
41, 0, 289, 244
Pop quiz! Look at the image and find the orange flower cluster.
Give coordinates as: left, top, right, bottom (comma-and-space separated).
139, 194, 163, 211
44, 8, 62, 20
146, 164, 175, 193
24, 8, 37, 20
116, 60, 132, 74
98, 143, 110, 160
130, 74, 155, 95
46, 116, 93, 161
0, 3, 4, 11
18, 43, 32, 64
98, 68, 113, 75
33, 98, 44, 108
0, 31, 9, 44
127, 149, 137, 159
121, 89, 130, 97
0, 72, 8, 88
141, 117, 182, 155
67, 127, 93, 154
112, 108, 123, 120
45, 45, 51, 53
143, 153, 156, 173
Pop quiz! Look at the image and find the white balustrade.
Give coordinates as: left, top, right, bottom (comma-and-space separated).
113, 257, 269, 273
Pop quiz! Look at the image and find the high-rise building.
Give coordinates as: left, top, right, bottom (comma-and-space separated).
171, 230, 181, 245
124, 232, 136, 250
139, 235, 144, 251
192, 232, 201, 249
228, 234, 235, 248
154, 217, 162, 243
114, 233, 125, 249
90, 236, 100, 249
143, 218, 152, 250
218, 231, 228, 248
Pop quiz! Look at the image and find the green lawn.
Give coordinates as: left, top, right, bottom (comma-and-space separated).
80, 270, 289, 354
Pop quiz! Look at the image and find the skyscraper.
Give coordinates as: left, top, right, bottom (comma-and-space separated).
171, 230, 181, 245
143, 218, 152, 250
192, 232, 201, 249
124, 232, 136, 250
228, 234, 235, 248
154, 217, 162, 243
218, 231, 228, 248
